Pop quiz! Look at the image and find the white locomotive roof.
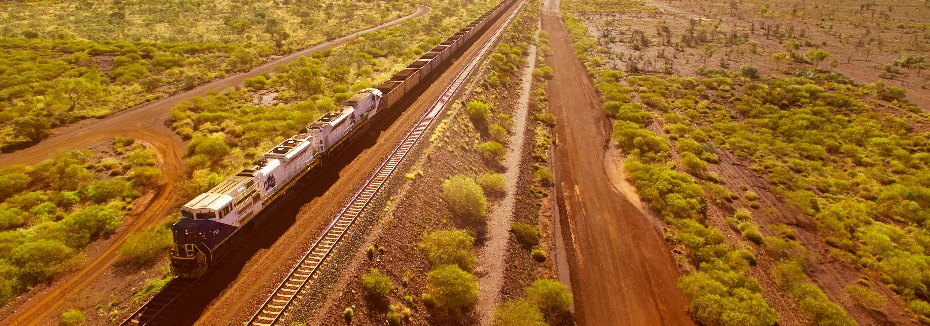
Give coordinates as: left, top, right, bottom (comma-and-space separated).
183, 192, 233, 211
309, 107, 354, 129
263, 137, 312, 161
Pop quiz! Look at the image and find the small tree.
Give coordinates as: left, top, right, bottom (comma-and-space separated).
417, 229, 476, 271
493, 300, 546, 326
442, 175, 487, 224
478, 141, 506, 161
805, 49, 830, 70
476, 172, 506, 194
362, 268, 393, 297
468, 100, 490, 124
427, 265, 479, 310
511, 223, 540, 248
772, 52, 789, 71
527, 279, 573, 313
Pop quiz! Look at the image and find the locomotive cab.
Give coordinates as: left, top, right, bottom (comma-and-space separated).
170, 194, 239, 278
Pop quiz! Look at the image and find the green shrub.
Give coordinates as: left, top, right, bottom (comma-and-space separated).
678, 265, 777, 326
738, 222, 764, 244
733, 208, 752, 221
489, 124, 508, 142
534, 112, 555, 126
531, 249, 546, 262
740, 65, 759, 78
527, 279, 573, 313
774, 262, 854, 325
343, 307, 354, 320
0, 207, 26, 230
536, 65, 555, 79
441, 176, 487, 224
243, 75, 268, 90
85, 179, 131, 203
427, 265, 478, 310
478, 141, 506, 161
477, 173, 507, 194
743, 190, 758, 201
417, 229, 476, 271
129, 166, 163, 188
0, 172, 31, 201
493, 299, 546, 326
511, 223, 539, 248
844, 284, 887, 311
59, 309, 85, 326
62, 206, 121, 248
421, 293, 435, 307
118, 226, 173, 266
681, 151, 708, 175
9, 240, 74, 284
535, 166, 553, 185
386, 311, 401, 325
468, 100, 491, 123
362, 268, 393, 297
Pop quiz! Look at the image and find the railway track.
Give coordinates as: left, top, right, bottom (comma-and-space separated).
120, 278, 196, 325
246, 2, 525, 325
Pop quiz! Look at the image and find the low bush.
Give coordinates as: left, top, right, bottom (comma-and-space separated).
417, 229, 476, 271
343, 307, 354, 320
511, 223, 539, 248
427, 264, 478, 311
678, 262, 777, 326
844, 284, 887, 311
527, 279, 573, 313
773, 261, 854, 325
531, 249, 546, 262
9, 240, 75, 284
386, 311, 401, 325
362, 268, 393, 297
477, 173, 507, 194
441, 176, 487, 225
493, 299, 546, 326
118, 225, 173, 266
737, 222, 764, 244
59, 309, 85, 326
489, 124, 508, 142
535, 166, 553, 185
468, 100, 491, 123
62, 206, 121, 248
478, 141, 506, 161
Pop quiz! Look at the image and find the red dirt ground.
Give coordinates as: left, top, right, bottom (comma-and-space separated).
542, 0, 695, 324
0, 7, 431, 326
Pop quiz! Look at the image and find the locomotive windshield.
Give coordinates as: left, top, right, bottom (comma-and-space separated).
181, 209, 194, 219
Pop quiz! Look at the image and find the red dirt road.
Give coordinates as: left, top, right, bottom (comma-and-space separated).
0, 7, 430, 325
542, 1, 695, 325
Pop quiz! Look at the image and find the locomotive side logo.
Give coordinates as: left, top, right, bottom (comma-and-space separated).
264, 175, 277, 191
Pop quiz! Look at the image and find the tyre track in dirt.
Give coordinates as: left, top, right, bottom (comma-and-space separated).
542, 0, 695, 324
0, 7, 431, 325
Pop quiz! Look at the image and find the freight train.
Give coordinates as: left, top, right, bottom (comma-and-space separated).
170, 0, 517, 278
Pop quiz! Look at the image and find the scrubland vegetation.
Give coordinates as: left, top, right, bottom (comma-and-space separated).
0, 138, 160, 305
0, 0, 414, 151
564, 0, 930, 323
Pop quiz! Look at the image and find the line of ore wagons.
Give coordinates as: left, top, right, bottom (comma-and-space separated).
376, 0, 516, 109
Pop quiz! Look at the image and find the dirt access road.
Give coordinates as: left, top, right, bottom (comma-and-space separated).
0, 6, 430, 326
542, 0, 695, 325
